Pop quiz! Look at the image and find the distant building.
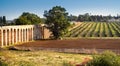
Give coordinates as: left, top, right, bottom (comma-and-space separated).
116, 18, 120, 22
7, 20, 14, 24
108, 18, 120, 22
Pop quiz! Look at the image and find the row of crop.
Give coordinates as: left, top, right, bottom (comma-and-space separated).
67, 22, 120, 37
73, 22, 91, 37
65, 24, 82, 37
69, 22, 87, 37
99, 22, 106, 37
109, 23, 120, 37
104, 22, 113, 37
92, 23, 101, 37
66, 23, 84, 37
112, 22, 120, 34
78, 22, 94, 37
85, 22, 97, 37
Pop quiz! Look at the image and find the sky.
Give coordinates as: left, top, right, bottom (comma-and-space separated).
0, 0, 120, 20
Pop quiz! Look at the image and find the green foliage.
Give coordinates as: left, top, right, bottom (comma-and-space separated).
2, 16, 6, 25
87, 51, 120, 66
68, 14, 77, 21
0, 16, 7, 26
77, 14, 113, 22
15, 12, 42, 25
62, 61, 73, 66
0, 61, 8, 66
44, 6, 70, 39
17, 61, 35, 66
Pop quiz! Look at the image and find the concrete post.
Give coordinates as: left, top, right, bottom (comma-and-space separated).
24, 29, 26, 42
5, 29, 7, 46
12, 29, 14, 44
1, 29, 3, 47
21, 29, 23, 42
27, 29, 29, 42
15, 29, 18, 43
19, 29, 21, 42
8, 29, 11, 45
31, 28, 34, 40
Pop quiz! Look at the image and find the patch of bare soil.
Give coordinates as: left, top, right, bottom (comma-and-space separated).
16, 39, 120, 49
13, 39, 120, 54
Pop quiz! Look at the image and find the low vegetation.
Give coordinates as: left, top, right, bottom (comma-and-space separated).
0, 50, 91, 66
86, 51, 120, 66
0, 50, 120, 66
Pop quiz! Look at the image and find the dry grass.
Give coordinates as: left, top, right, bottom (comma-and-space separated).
0, 50, 91, 66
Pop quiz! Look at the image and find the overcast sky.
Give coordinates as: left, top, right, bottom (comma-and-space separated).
0, 0, 120, 20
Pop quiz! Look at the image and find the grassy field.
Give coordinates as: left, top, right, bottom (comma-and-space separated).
0, 50, 91, 66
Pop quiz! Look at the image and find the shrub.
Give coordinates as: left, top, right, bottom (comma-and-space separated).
86, 51, 120, 66
0, 61, 8, 66
62, 61, 73, 66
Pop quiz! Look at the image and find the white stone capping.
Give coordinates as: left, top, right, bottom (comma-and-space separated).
0, 25, 34, 29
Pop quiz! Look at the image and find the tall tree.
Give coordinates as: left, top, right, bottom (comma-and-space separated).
0, 16, 3, 26
15, 12, 42, 25
2, 16, 6, 25
68, 14, 77, 21
44, 6, 70, 39
84, 13, 90, 21
77, 15, 84, 22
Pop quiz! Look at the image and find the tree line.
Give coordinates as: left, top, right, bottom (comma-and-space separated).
68, 13, 120, 22
1, 11, 120, 26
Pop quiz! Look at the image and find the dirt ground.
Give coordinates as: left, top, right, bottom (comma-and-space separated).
16, 39, 120, 49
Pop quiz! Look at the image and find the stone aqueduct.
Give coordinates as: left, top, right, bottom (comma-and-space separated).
0, 25, 51, 48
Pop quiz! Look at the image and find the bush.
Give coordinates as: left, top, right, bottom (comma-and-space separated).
62, 61, 73, 66
86, 51, 120, 66
0, 61, 8, 66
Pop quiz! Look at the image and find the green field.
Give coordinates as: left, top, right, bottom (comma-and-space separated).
67, 22, 120, 38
